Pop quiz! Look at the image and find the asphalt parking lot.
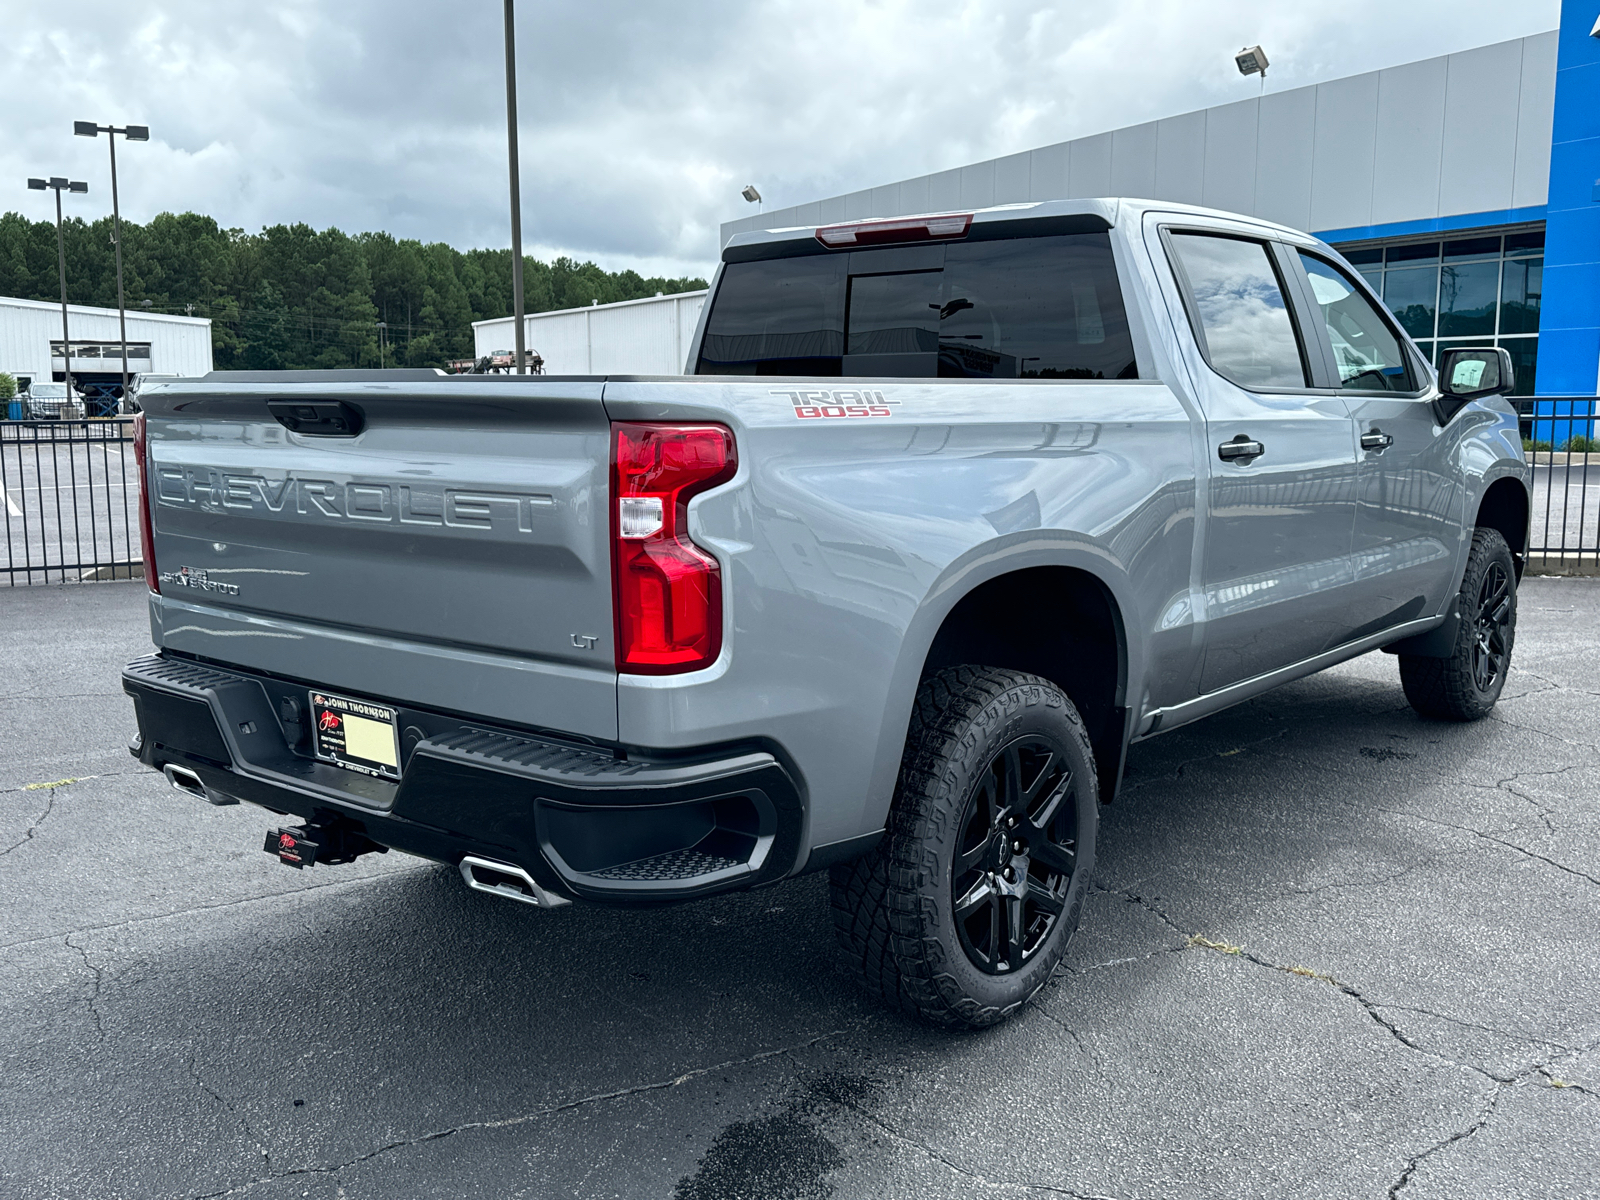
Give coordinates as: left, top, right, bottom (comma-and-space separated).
2, 578, 1597, 1200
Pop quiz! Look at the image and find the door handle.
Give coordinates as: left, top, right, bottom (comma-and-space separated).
1217, 434, 1265, 463
1360, 429, 1395, 452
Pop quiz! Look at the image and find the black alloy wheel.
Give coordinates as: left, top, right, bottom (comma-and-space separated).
829, 666, 1098, 1028
1470, 558, 1513, 694
951, 736, 1079, 974
1400, 526, 1518, 721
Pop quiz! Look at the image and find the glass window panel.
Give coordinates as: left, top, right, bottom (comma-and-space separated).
1341, 246, 1383, 265
1387, 242, 1440, 264
1300, 252, 1417, 392
1170, 233, 1306, 389
1499, 257, 1542, 335
1443, 236, 1501, 261
1500, 337, 1537, 397
1382, 266, 1438, 339
1438, 261, 1499, 336
1416, 340, 1435, 364
937, 234, 1137, 379
696, 256, 846, 375
1504, 230, 1545, 256
1359, 268, 1383, 294
846, 271, 941, 356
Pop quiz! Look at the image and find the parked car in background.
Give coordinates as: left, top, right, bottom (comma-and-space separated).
24, 382, 84, 420
122, 197, 1531, 1029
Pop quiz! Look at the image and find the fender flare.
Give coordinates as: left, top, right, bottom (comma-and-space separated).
856, 531, 1141, 835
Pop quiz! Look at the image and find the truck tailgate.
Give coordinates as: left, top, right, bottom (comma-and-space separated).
141, 377, 617, 737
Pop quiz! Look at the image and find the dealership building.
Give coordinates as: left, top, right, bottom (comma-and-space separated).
721, 3, 1600, 398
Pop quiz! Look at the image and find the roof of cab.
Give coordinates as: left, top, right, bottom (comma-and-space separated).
720, 196, 1322, 260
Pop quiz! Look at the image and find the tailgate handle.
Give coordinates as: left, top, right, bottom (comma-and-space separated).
267, 400, 364, 437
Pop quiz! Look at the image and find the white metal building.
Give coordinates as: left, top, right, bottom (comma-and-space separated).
473, 290, 707, 376
0, 296, 214, 392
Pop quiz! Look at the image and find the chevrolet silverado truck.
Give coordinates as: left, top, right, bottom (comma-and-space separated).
122, 198, 1530, 1028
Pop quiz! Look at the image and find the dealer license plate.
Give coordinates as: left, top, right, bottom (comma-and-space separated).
309, 691, 401, 780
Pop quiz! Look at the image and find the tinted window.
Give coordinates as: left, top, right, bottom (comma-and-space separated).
1500, 257, 1542, 335
697, 256, 846, 375
844, 270, 940, 375
938, 236, 1135, 378
1169, 233, 1306, 389
696, 232, 1137, 379
1299, 253, 1417, 392
1437, 260, 1499, 336
1382, 266, 1437, 339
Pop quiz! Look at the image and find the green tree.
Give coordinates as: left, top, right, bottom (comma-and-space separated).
0, 209, 707, 372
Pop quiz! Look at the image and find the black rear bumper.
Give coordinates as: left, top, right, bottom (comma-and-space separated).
122, 653, 804, 903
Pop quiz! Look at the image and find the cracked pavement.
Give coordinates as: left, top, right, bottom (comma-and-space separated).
2, 578, 1597, 1199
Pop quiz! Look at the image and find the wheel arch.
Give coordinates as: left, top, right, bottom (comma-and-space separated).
1475, 474, 1530, 578
860, 540, 1139, 837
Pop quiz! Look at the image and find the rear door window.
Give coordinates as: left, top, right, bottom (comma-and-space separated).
1168, 233, 1308, 390
696, 232, 1138, 379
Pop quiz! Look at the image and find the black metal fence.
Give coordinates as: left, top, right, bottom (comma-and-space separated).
0, 403, 1594, 587
1, 419, 140, 586
1517, 398, 1598, 573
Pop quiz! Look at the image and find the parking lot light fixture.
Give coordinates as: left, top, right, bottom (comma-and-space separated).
76, 120, 150, 404
28, 175, 89, 401
1235, 45, 1269, 94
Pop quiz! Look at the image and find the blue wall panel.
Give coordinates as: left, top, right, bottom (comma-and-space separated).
1537, 0, 1600, 395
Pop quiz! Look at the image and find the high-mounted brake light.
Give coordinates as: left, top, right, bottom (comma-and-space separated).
133, 412, 159, 594
815, 213, 972, 248
611, 423, 736, 674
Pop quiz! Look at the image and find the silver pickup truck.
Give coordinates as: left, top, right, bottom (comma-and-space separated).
123, 198, 1530, 1028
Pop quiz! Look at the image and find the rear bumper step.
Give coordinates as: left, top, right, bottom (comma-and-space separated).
122, 653, 804, 903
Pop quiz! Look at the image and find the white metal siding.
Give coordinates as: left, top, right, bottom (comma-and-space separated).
0, 297, 213, 384
1201, 100, 1259, 217
1309, 72, 1381, 233
1253, 86, 1317, 230
474, 291, 708, 376
722, 29, 1559, 245
1371, 57, 1450, 227
1513, 33, 1558, 210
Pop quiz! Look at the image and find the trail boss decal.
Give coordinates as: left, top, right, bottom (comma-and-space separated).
772, 389, 899, 420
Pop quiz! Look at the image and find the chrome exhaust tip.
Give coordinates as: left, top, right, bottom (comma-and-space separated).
162, 763, 239, 806
458, 855, 571, 909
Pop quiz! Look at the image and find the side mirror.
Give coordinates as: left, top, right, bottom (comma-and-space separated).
1434, 346, 1513, 424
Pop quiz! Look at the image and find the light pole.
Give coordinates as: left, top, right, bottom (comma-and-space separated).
503, 0, 527, 375
27, 176, 89, 401
74, 121, 149, 405
377, 321, 387, 369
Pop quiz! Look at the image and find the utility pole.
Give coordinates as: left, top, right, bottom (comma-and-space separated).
503, 0, 527, 374
27, 176, 89, 402
75, 122, 150, 407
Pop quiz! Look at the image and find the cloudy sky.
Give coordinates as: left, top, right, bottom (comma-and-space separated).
2, 0, 1561, 279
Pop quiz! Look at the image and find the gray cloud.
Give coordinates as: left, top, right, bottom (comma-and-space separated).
1, 0, 1560, 279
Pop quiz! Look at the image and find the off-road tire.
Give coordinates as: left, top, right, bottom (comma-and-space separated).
1400, 527, 1518, 721
829, 666, 1098, 1028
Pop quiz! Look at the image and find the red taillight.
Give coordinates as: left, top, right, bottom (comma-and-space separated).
133, 412, 159, 594
815, 212, 972, 248
611, 422, 736, 675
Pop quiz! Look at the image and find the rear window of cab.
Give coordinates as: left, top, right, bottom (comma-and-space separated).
696, 232, 1138, 381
